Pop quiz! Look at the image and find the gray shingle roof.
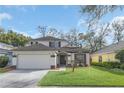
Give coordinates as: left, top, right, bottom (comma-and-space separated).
0, 48, 11, 54
31, 36, 66, 41
13, 44, 89, 53
59, 47, 89, 53
94, 41, 124, 54
13, 44, 57, 51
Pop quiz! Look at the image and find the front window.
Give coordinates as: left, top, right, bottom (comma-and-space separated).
49, 41, 61, 48
49, 41, 55, 47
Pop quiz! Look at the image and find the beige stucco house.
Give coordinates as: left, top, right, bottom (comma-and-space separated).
13, 36, 90, 69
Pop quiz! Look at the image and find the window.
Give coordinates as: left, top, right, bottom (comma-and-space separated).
49, 42, 52, 47
35, 42, 38, 44
31, 42, 33, 45
58, 41, 61, 47
49, 41, 55, 47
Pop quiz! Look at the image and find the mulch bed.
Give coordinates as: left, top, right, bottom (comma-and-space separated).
4, 66, 16, 72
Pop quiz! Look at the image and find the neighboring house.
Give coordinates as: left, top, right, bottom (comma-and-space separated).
0, 42, 14, 65
13, 36, 90, 69
91, 41, 124, 63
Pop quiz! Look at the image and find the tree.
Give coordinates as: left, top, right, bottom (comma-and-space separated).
115, 50, 124, 63
0, 29, 31, 47
79, 23, 110, 52
111, 19, 124, 43
47, 27, 58, 37
95, 23, 110, 49
38, 26, 47, 37
65, 28, 80, 47
80, 5, 123, 25
0, 27, 4, 33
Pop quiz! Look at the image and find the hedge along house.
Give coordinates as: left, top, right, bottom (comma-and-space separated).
0, 42, 14, 66
91, 41, 124, 63
13, 36, 90, 69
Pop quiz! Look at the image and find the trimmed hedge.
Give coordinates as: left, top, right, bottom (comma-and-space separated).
91, 62, 121, 69
0, 56, 9, 68
120, 64, 124, 70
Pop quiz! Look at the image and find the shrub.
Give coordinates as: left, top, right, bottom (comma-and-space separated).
0, 56, 9, 68
115, 49, 124, 63
91, 62, 121, 69
91, 62, 103, 67
120, 64, 124, 70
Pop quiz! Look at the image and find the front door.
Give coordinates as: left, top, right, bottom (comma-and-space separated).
60, 55, 66, 66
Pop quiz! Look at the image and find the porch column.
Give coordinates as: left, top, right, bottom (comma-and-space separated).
86, 53, 90, 66
55, 53, 57, 68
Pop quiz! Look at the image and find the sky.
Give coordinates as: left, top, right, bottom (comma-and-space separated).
0, 5, 124, 40
0, 5, 81, 38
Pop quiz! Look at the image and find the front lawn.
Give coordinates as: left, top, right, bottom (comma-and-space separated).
0, 68, 8, 73
38, 66, 124, 87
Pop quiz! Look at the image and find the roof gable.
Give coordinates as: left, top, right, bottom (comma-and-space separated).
94, 41, 124, 54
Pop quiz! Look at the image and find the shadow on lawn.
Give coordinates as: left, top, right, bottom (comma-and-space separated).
92, 66, 124, 76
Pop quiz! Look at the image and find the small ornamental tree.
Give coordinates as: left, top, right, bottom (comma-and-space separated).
115, 49, 124, 63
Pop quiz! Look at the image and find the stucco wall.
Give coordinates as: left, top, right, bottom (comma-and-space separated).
26, 40, 68, 47
91, 53, 118, 62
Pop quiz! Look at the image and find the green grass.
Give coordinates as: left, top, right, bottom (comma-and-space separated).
38, 66, 124, 87
0, 68, 8, 73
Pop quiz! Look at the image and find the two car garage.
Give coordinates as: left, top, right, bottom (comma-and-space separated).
15, 51, 56, 69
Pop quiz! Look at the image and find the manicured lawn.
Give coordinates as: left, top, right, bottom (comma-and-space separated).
0, 68, 7, 73
38, 66, 124, 87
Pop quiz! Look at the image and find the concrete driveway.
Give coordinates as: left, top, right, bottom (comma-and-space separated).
0, 70, 48, 88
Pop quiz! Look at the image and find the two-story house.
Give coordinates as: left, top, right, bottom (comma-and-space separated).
13, 36, 90, 69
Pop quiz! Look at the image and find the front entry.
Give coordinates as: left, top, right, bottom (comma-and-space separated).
60, 55, 66, 66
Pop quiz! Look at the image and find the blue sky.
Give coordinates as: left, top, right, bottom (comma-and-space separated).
0, 5, 81, 38
0, 5, 124, 39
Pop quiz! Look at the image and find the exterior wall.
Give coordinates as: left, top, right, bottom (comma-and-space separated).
91, 53, 118, 62
38, 41, 49, 47
61, 41, 68, 47
86, 53, 90, 66
26, 40, 68, 47
67, 53, 75, 65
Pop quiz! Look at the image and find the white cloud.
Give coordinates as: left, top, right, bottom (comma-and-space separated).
8, 27, 41, 38
0, 13, 12, 25
10, 28, 30, 37
111, 16, 124, 22
30, 33, 41, 39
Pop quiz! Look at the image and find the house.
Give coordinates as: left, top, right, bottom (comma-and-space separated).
13, 36, 90, 69
91, 41, 124, 63
0, 42, 14, 65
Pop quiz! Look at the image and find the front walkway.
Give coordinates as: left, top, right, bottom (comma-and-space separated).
50, 67, 66, 71
0, 70, 48, 88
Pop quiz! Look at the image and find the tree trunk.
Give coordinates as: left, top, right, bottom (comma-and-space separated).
72, 62, 76, 72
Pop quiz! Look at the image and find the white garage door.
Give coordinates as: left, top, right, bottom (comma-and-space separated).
17, 54, 53, 69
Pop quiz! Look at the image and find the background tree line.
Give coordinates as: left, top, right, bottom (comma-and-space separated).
0, 28, 31, 47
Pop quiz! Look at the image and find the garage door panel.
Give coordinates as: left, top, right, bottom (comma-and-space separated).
17, 54, 52, 69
